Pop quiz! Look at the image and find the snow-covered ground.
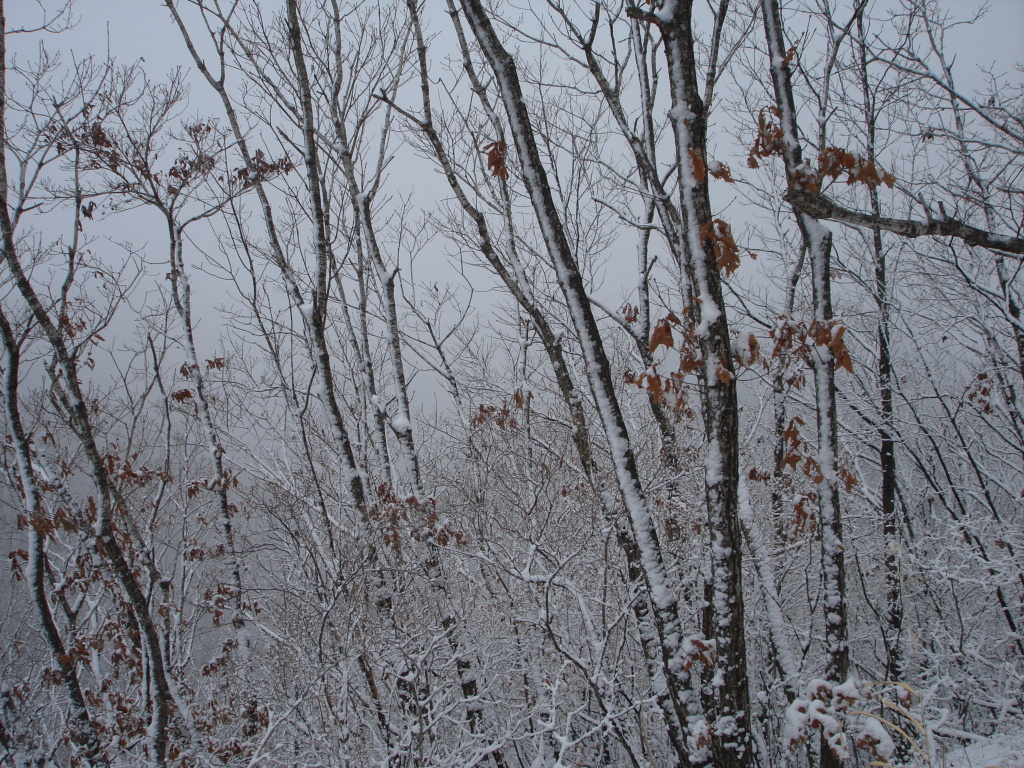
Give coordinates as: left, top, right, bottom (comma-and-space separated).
941, 734, 1024, 768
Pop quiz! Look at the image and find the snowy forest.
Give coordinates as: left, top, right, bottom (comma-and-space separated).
1, 0, 1022, 765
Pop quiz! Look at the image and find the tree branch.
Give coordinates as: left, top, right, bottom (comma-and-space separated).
785, 189, 1024, 256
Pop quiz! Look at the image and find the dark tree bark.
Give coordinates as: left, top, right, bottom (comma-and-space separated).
760, 1, 849, 764
625, 3, 753, 764
784, 189, 1024, 256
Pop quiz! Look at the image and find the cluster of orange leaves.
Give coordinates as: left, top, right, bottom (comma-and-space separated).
232, 148, 294, 190
681, 635, 716, 670
728, 319, 862, 539
370, 485, 467, 551
805, 146, 895, 193
624, 368, 692, 416
771, 318, 853, 374
470, 399, 520, 430
810, 321, 854, 374
628, 311, 699, 415
204, 584, 243, 628
624, 311, 764, 416
789, 491, 820, 540
748, 107, 786, 168
186, 469, 239, 500
786, 680, 861, 753
780, 414, 857, 494
688, 149, 735, 184
104, 452, 174, 488
965, 371, 993, 414
484, 141, 509, 180
747, 107, 896, 192
471, 388, 528, 430
700, 218, 742, 276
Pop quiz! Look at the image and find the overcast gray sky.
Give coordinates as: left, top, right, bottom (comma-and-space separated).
10, 0, 1023, 88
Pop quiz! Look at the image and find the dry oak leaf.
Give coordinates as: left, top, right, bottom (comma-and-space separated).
484, 141, 509, 180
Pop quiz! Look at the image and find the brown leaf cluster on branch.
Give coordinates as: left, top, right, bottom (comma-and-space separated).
817, 146, 895, 191
483, 141, 509, 180
772, 317, 854, 374
700, 218, 741, 276
747, 107, 785, 168
231, 149, 294, 190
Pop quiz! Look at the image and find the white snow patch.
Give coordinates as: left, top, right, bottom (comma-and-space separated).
943, 733, 1024, 768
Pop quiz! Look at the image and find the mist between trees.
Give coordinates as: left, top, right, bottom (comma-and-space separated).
1, 0, 1021, 766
